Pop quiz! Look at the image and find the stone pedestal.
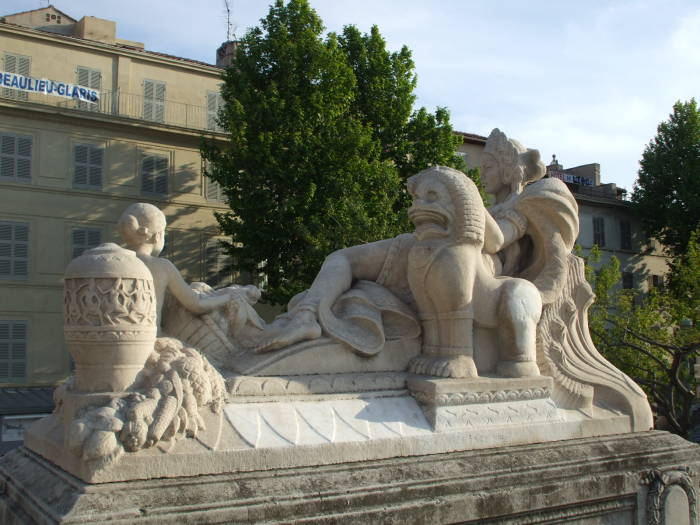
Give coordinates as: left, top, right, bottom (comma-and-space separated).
408, 376, 558, 431
1, 431, 698, 524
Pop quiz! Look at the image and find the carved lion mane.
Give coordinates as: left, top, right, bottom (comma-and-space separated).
407, 165, 485, 245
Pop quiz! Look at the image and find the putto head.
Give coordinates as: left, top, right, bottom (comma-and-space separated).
118, 203, 167, 256
482, 128, 545, 196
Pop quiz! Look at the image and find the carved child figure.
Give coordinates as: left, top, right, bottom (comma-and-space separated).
117, 203, 260, 334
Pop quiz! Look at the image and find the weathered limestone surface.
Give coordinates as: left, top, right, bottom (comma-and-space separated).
3, 133, 695, 523
1, 431, 698, 524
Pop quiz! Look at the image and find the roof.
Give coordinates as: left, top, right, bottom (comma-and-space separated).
0, 10, 220, 70
2, 5, 77, 23
455, 131, 487, 145
0, 387, 54, 416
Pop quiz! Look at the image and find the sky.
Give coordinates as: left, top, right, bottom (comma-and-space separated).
5, 0, 700, 192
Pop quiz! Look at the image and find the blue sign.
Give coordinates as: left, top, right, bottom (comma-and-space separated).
0, 71, 100, 103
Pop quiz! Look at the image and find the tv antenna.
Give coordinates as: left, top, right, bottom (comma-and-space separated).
223, 0, 237, 41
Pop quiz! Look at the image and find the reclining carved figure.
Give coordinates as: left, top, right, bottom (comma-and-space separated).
253, 166, 543, 379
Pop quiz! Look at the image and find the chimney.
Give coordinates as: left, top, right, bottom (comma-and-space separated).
216, 41, 238, 67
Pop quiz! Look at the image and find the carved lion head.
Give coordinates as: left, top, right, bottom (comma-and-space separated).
407, 166, 484, 245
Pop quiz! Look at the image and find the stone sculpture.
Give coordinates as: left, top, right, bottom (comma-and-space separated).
3, 130, 692, 525
26, 130, 651, 478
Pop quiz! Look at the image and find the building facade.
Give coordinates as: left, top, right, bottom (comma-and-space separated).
546, 156, 668, 291
0, 5, 233, 403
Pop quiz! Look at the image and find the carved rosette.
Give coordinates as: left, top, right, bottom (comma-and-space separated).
63, 243, 156, 392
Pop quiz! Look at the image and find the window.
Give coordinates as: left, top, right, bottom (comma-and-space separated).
206, 91, 224, 132
141, 154, 168, 195
3, 53, 30, 101
205, 238, 232, 287
71, 228, 101, 259
143, 80, 165, 123
593, 217, 606, 247
622, 272, 634, 289
73, 144, 103, 188
76, 66, 101, 111
0, 321, 27, 382
649, 274, 663, 289
0, 221, 29, 279
620, 220, 631, 250
0, 133, 32, 182
206, 178, 225, 202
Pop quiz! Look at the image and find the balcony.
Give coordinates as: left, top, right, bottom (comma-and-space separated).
0, 88, 223, 133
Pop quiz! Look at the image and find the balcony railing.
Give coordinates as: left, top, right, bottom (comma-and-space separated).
0, 88, 222, 133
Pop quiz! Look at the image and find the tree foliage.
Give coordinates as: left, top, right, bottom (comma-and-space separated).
202, 0, 468, 305
632, 99, 700, 256
582, 234, 700, 437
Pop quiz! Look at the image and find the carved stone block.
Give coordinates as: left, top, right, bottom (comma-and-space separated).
408, 376, 560, 431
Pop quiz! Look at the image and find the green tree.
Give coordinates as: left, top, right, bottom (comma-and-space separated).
632, 99, 700, 256
582, 234, 700, 437
202, 0, 467, 304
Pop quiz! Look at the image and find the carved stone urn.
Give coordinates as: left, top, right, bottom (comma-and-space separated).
63, 243, 157, 392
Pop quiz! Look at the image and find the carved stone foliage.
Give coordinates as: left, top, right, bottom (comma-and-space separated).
537, 254, 653, 431
64, 277, 156, 329
644, 468, 697, 525
61, 337, 226, 469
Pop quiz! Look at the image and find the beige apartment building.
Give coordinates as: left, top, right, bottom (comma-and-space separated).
457, 135, 669, 291
545, 156, 669, 290
0, 5, 232, 396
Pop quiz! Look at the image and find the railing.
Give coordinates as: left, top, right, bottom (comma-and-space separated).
0, 88, 221, 133
567, 183, 629, 202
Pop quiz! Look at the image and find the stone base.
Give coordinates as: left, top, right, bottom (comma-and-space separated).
1, 431, 698, 524
23, 374, 642, 484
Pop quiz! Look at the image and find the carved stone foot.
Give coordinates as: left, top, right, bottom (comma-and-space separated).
254, 312, 322, 354
409, 355, 478, 378
496, 360, 540, 378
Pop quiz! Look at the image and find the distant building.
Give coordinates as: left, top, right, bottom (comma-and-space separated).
0, 5, 236, 400
545, 155, 668, 291
457, 133, 668, 292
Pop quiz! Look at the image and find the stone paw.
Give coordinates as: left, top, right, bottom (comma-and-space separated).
496, 360, 540, 378
409, 355, 478, 379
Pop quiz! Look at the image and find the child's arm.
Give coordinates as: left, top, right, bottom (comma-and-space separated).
163, 259, 239, 314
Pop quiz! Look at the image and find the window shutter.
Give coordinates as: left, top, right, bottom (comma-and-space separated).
0, 135, 16, 179
71, 228, 101, 259
206, 179, 222, 201
77, 67, 90, 88
0, 321, 27, 381
18, 56, 30, 77
74, 144, 103, 188
16, 136, 31, 180
88, 147, 103, 187
0, 133, 32, 182
3, 53, 30, 101
4, 54, 17, 73
141, 155, 168, 195
154, 82, 165, 123
143, 80, 154, 121
144, 80, 166, 123
74, 144, 88, 186
0, 222, 29, 279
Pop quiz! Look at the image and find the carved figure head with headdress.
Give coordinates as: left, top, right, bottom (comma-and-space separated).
407, 166, 485, 245
482, 128, 545, 202
118, 203, 167, 257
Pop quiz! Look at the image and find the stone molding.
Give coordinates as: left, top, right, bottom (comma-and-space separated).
228, 372, 408, 397
411, 386, 551, 407
644, 468, 698, 525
